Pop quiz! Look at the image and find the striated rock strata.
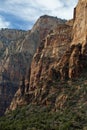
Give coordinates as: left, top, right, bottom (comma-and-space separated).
0, 16, 66, 115
7, 19, 73, 111
7, 0, 87, 112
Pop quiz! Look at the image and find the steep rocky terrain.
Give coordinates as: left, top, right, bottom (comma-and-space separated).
7, 0, 87, 113
29, 0, 87, 90
0, 16, 66, 115
0, 29, 27, 115
0, 0, 87, 129
7, 23, 72, 111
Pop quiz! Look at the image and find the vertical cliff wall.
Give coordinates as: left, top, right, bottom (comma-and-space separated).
6, 0, 87, 112
0, 16, 66, 115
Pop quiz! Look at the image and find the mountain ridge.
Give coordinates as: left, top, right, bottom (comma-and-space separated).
0, 0, 87, 129
6, 0, 87, 112
0, 15, 66, 115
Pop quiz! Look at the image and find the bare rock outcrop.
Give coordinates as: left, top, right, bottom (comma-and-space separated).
6, 0, 87, 112
55, 0, 87, 80
8, 21, 72, 111
3, 16, 66, 114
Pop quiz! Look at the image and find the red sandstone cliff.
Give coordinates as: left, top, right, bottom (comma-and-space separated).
6, 0, 87, 112
0, 16, 66, 115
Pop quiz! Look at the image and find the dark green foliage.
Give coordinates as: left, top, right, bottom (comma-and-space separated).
0, 77, 87, 130
0, 104, 87, 130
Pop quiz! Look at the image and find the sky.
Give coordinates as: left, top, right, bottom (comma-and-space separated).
0, 0, 78, 30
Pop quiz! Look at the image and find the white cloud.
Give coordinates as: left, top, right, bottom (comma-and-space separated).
0, 16, 10, 29
0, 0, 78, 29
35, 0, 63, 10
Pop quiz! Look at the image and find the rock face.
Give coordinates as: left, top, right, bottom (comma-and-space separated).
7, 0, 87, 112
0, 16, 66, 115
72, 0, 87, 46
6, 17, 67, 112
57, 0, 87, 79
7, 23, 72, 112
0, 29, 27, 116
30, 24, 72, 88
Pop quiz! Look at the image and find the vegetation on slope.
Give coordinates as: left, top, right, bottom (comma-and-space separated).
0, 77, 87, 130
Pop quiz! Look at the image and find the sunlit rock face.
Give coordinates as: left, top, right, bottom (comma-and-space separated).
69, 0, 87, 78
6, 0, 87, 113
0, 16, 66, 115
29, 0, 87, 90
72, 0, 87, 47
51, 0, 87, 80
7, 20, 72, 111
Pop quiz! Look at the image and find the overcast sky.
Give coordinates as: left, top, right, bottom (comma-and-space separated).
0, 0, 78, 30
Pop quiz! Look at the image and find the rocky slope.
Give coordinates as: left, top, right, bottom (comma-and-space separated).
0, 0, 87, 129
1, 76, 87, 130
7, 23, 72, 111
0, 29, 27, 115
55, 0, 87, 79
7, 0, 87, 113
0, 16, 66, 115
